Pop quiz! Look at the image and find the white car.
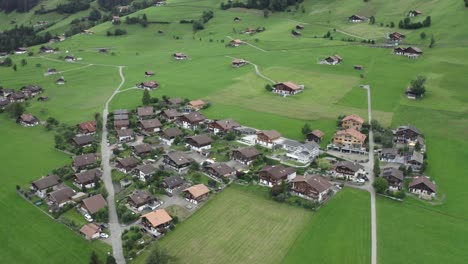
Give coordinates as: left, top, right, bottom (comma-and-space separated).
100, 233, 109, 238
84, 214, 93, 222
355, 178, 365, 184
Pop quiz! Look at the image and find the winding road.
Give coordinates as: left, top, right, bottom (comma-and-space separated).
225, 56, 276, 84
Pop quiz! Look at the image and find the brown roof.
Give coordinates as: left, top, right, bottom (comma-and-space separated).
114, 120, 129, 127
73, 153, 98, 168
258, 130, 281, 140
142, 209, 172, 227
381, 167, 404, 181
186, 134, 213, 146
79, 121, 97, 133
292, 175, 333, 193
233, 146, 261, 159
275, 82, 301, 91
49, 187, 75, 204
162, 127, 183, 138
20, 114, 37, 122
409, 176, 437, 193
342, 114, 364, 124
167, 98, 183, 105
183, 184, 210, 199
182, 112, 206, 123
260, 165, 296, 180
138, 106, 154, 117
140, 119, 161, 129
310, 129, 324, 138
335, 128, 366, 142
32, 175, 60, 190
232, 58, 246, 64
117, 129, 134, 138
163, 109, 182, 119
128, 189, 153, 206
188, 100, 205, 108
72, 135, 95, 146
118, 156, 139, 168
165, 152, 192, 166
134, 144, 152, 154
205, 163, 236, 176
137, 164, 157, 175
82, 194, 107, 214
335, 161, 364, 172
212, 119, 240, 130
75, 168, 102, 184
80, 223, 101, 238
231, 39, 244, 44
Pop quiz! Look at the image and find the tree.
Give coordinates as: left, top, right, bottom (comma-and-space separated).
317, 158, 331, 171
429, 35, 435, 48
420, 32, 427, 39
301, 123, 311, 136
369, 16, 375, 25
415, 141, 421, 152
5, 103, 25, 118
373, 177, 388, 194
263, 9, 269, 18
89, 251, 100, 264
21, 58, 27, 66
142, 90, 151, 105
265, 84, 272, 91
373, 156, 380, 176
13, 64, 17, 71
465, 0, 468, 7
409, 75, 427, 97
390, 21, 395, 28
106, 255, 116, 264
146, 247, 176, 264
89, 9, 102, 21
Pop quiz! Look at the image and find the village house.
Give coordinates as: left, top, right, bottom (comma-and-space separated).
141, 209, 172, 236
408, 10, 422, 17
188, 99, 206, 111
145, 70, 155, 77
244, 28, 256, 34
80, 223, 101, 240
139, 119, 161, 134
286, 141, 320, 164
15, 47, 28, 54
232, 146, 261, 165
185, 134, 213, 154
72, 135, 95, 148
160, 127, 183, 145
135, 164, 157, 182
174, 52, 188, 60
234, 17, 241, 22
78, 121, 97, 135
332, 128, 366, 148
232, 58, 247, 67
292, 30, 301, 36
117, 129, 134, 142
388, 32, 406, 42
73, 153, 99, 171
259, 165, 296, 187
128, 190, 155, 211
163, 152, 193, 173
204, 163, 236, 178
0, 88, 14, 97
64, 56, 76, 62
348, 14, 365, 22
290, 175, 333, 202
18, 114, 39, 126
272, 82, 304, 96
183, 184, 210, 204
10, 92, 26, 102
162, 109, 182, 121
208, 119, 240, 134
394, 125, 420, 143
40, 46, 54, 53
46, 68, 58, 75
166, 97, 183, 106
296, 24, 305, 30
342, 114, 364, 130
394, 47, 423, 58
381, 167, 404, 191
114, 120, 130, 130
74, 168, 102, 190
21, 85, 43, 97
137, 106, 154, 120
117, 156, 140, 174
56, 77, 66, 85
256, 130, 281, 148
179, 112, 206, 130
409, 176, 436, 199
230, 39, 244, 47
307, 129, 324, 143
133, 143, 153, 157
48, 187, 76, 208
31, 175, 61, 198
333, 161, 366, 179
162, 175, 185, 194
321, 55, 343, 65
354, 65, 364, 70
0, 97, 9, 110
81, 194, 107, 215
406, 151, 424, 171
379, 148, 404, 164
138, 81, 159, 90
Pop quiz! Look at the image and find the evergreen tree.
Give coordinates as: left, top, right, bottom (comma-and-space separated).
142, 90, 151, 105
89, 251, 100, 264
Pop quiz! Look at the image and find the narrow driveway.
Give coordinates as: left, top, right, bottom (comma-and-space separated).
225, 56, 276, 84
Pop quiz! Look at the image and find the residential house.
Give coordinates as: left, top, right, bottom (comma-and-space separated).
21, 85, 43, 97
259, 165, 296, 187
342, 114, 364, 130
167, 97, 183, 106
162, 176, 184, 194
133, 144, 153, 157
72, 135, 95, 147
408, 10, 422, 17
138, 81, 159, 90
232, 59, 247, 67
208, 119, 240, 134
141, 209, 172, 236
381, 167, 404, 191
117, 129, 134, 142
307, 129, 324, 143
80, 223, 101, 240
48, 187, 76, 208
296, 24, 305, 30
332, 128, 366, 148
74, 168, 102, 189
128, 190, 155, 211
290, 175, 333, 202
204, 163, 236, 178
179, 112, 206, 130
162, 109, 182, 121
333, 161, 366, 179
145, 70, 155, 77
183, 184, 210, 204
113, 109, 129, 115
174, 53, 188, 60
379, 148, 404, 164
160, 127, 183, 145
137, 106, 154, 120
163, 152, 193, 173
31, 175, 61, 198
140, 119, 161, 133
135, 164, 157, 182
15, 47, 28, 54
185, 134, 213, 154
229, 39, 244, 47
322, 55, 343, 65
18, 114, 39, 126
81, 194, 107, 215
394, 47, 423, 58
280, 139, 302, 152
406, 151, 424, 171
388, 32, 406, 42
256, 130, 281, 148
78, 121, 97, 135
394, 125, 421, 143
286, 141, 320, 164
348, 14, 365, 22
188, 100, 206, 111
64, 56, 76, 62
10, 92, 26, 102
114, 120, 130, 130
232, 147, 261, 165
40, 46, 54, 53
272, 82, 304, 96
56, 77, 66, 85
0, 97, 9, 110
409, 176, 436, 198
73, 153, 99, 171
117, 156, 140, 173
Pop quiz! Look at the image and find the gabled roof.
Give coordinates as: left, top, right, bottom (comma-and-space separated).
137, 164, 157, 175
186, 134, 213, 146
114, 120, 129, 127
73, 153, 98, 167
162, 127, 183, 138
117, 129, 134, 138
260, 165, 296, 180
75, 168, 102, 184
183, 184, 210, 199
181, 112, 206, 123
72, 135, 95, 146
163, 109, 182, 118
292, 175, 333, 193
167, 98, 183, 105
257, 130, 281, 140
310, 129, 324, 138
274, 81, 301, 91
188, 99, 205, 108
211, 119, 240, 130
396, 125, 420, 135
140, 119, 161, 129
335, 128, 366, 142
138, 106, 154, 117
381, 167, 404, 181
49, 187, 75, 204
165, 152, 192, 166
133, 144, 152, 154
20, 114, 37, 122
142, 209, 172, 227
128, 189, 153, 206
80, 223, 101, 238
233, 146, 261, 158
82, 194, 107, 214
113, 114, 129, 120
205, 163, 236, 176
32, 174, 60, 190
163, 175, 184, 188
118, 156, 139, 168
335, 160, 364, 172
113, 109, 129, 115
409, 176, 436, 193
342, 114, 364, 124
78, 121, 97, 133
409, 151, 424, 164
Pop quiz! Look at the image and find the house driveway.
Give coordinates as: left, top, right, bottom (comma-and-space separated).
159, 187, 198, 212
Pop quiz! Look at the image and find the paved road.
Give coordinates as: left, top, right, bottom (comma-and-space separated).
101, 66, 126, 264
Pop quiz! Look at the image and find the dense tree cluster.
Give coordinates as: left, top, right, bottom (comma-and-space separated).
0, 26, 52, 53
221, 0, 304, 12
0, 0, 39, 13
465, 0, 468, 7
56, 0, 90, 14
192, 10, 214, 32
398, 16, 431, 29
98, 0, 132, 10
409, 75, 427, 97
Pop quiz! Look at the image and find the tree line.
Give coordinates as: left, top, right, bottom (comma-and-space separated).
398, 16, 431, 29
221, 0, 304, 12
98, 0, 132, 10
0, 0, 39, 13
0, 25, 53, 53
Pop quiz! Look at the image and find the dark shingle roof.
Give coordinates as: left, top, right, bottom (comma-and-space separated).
32, 175, 60, 190
163, 175, 184, 189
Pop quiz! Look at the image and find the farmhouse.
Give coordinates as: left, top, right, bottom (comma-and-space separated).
348, 14, 365, 22
379, 148, 404, 164
80, 223, 101, 240
342, 114, 364, 130
73, 153, 99, 171
114, 120, 130, 130
133, 143, 153, 157
394, 125, 420, 143
10, 92, 26, 102
409, 176, 436, 199
138, 81, 159, 90
286, 141, 320, 164
296, 24, 305, 30
322, 55, 343, 65
117, 129, 134, 142
174, 53, 188, 60
72, 135, 95, 147
81, 194, 107, 214
290, 175, 333, 202
74, 168, 102, 189
78, 121, 97, 135
135, 164, 157, 181
185, 134, 213, 153
232, 59, 247, 67
21, 85, 43, 97
332, 128, 366, 148
381, 167, 404, 191
64, 56, 76, 62
56, 77, 66, 85
230, 39, 244, 47
137, 106, 154, 120
15, 47, 28, 54
18, 114, 39, 126
162, 175, 185, 194
388, 32, 406, 41
188, 99, 206, 111
145, 70, 155, 77
117, 156, 140, 173
406, 151, 424, 171
183, 184, 210, 204
179, 112, 206, 130
46, 68, 57, 75
162, 109, 182, 121
0, 97, 9, 110
128, 190, 155, 211
48, 187, 76, 208
333, 161, 366, 179
40, 46, 54, 53
394, 47, 423, 58
272, 82, 304, 95
259, 165, 296, 187
141, 209, 172, 236
160, 127, 183, 145
139, 119, 162, 134
232, 146, 261, 165
256, 130, 281, 148
163, 152, 193, 172
204, 163, 236, 178
167, 97, 183, 106
307, 129, 324, 143
408, 10, 422, 17
209, 119, 240, 134
31, 174, 61, 198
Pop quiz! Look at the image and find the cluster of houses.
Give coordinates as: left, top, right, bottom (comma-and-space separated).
0, 85, 44, 110
292, 24, 305, 37
328, 114, 368, 155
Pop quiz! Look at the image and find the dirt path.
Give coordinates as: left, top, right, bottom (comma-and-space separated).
226, 36, 268, 52
225, 56, 275, 84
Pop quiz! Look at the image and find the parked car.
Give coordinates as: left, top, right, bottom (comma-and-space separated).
84, 213, 93, 222
361, 175, 369, 181
100, 233, 109, 238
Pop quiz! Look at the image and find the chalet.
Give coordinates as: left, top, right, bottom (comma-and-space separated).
40, 46, 54, 53
379, 148, 404, 163
117, 129, 134, 142
155, 0, 166, 6
174, 53, 188, 60
10, 92, 26, 102
333, 161, 366, 179
272, 82, 304, 95
348, 14, 365, 22
74, 168, 102, 189
80, 223, 101, 240
128, 190, 154, 211
292, 30, 301, 36
162, 109, 182, 121
145, 70, 155, 77
31, 175, 61, 198
72, 135, 95, 147
141, 209, 172, 236
342, 114, 364, 130
135, 164, 157, 182
112, 16, 121, 23
81, 194, 107, 215
78, 121, 97, 135
185, 134, 213, 153
140, 118, 161, 133
333, 128, 366, 148
46, 68, 58, 75
209, 119, 240, 134
244, 28, 256, 34
21, 85, 43, 97
259, 165, 296, 187
296, 25, 305, 30
0, 88, 13, 97
354, 65, 364, 70
204, 163, 236, 178
381, 167, 404, 191
160, 127, 183, 145
388, 32, 406, 42
167, 97, 183, 106
133, 143, 153, 157
64, 56, 76, 62
113, 109, 129, 115
179, 112, 206, 130
0, 97, 10, 110
117, 156, 139, 173
81, 29, 95, 35
232, 58, 247, 67
163, 152, 193, 173
137, 106, 154, 120
394, 47, 423, 58
409, 176, 436, 198
290, 175, 333, 202
73, 153, 99, 171
183, 184, 210, 204
37, 96, 49, 102
15, 47, 28, 54
138, 81, 159, 90
48, 187, 76, 208
408, 10, 422, 17
232, 147, 261, 165
114, 120, 130, 130
286, 141, 320, 164
406, 151, 424, 171
234, 17, 241, 22
307, 129, 324, 143
394, 125, 421, 143
188, 99, 206, 111
162, 175, 185, 194
256, 130, 281, 148
230, 39, 244, 47
56, 77, 66, 85
18, 114, 39, 126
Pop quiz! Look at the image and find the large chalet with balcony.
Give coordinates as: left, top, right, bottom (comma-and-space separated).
259, 165, 296, 187
290, 175, 333, 203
